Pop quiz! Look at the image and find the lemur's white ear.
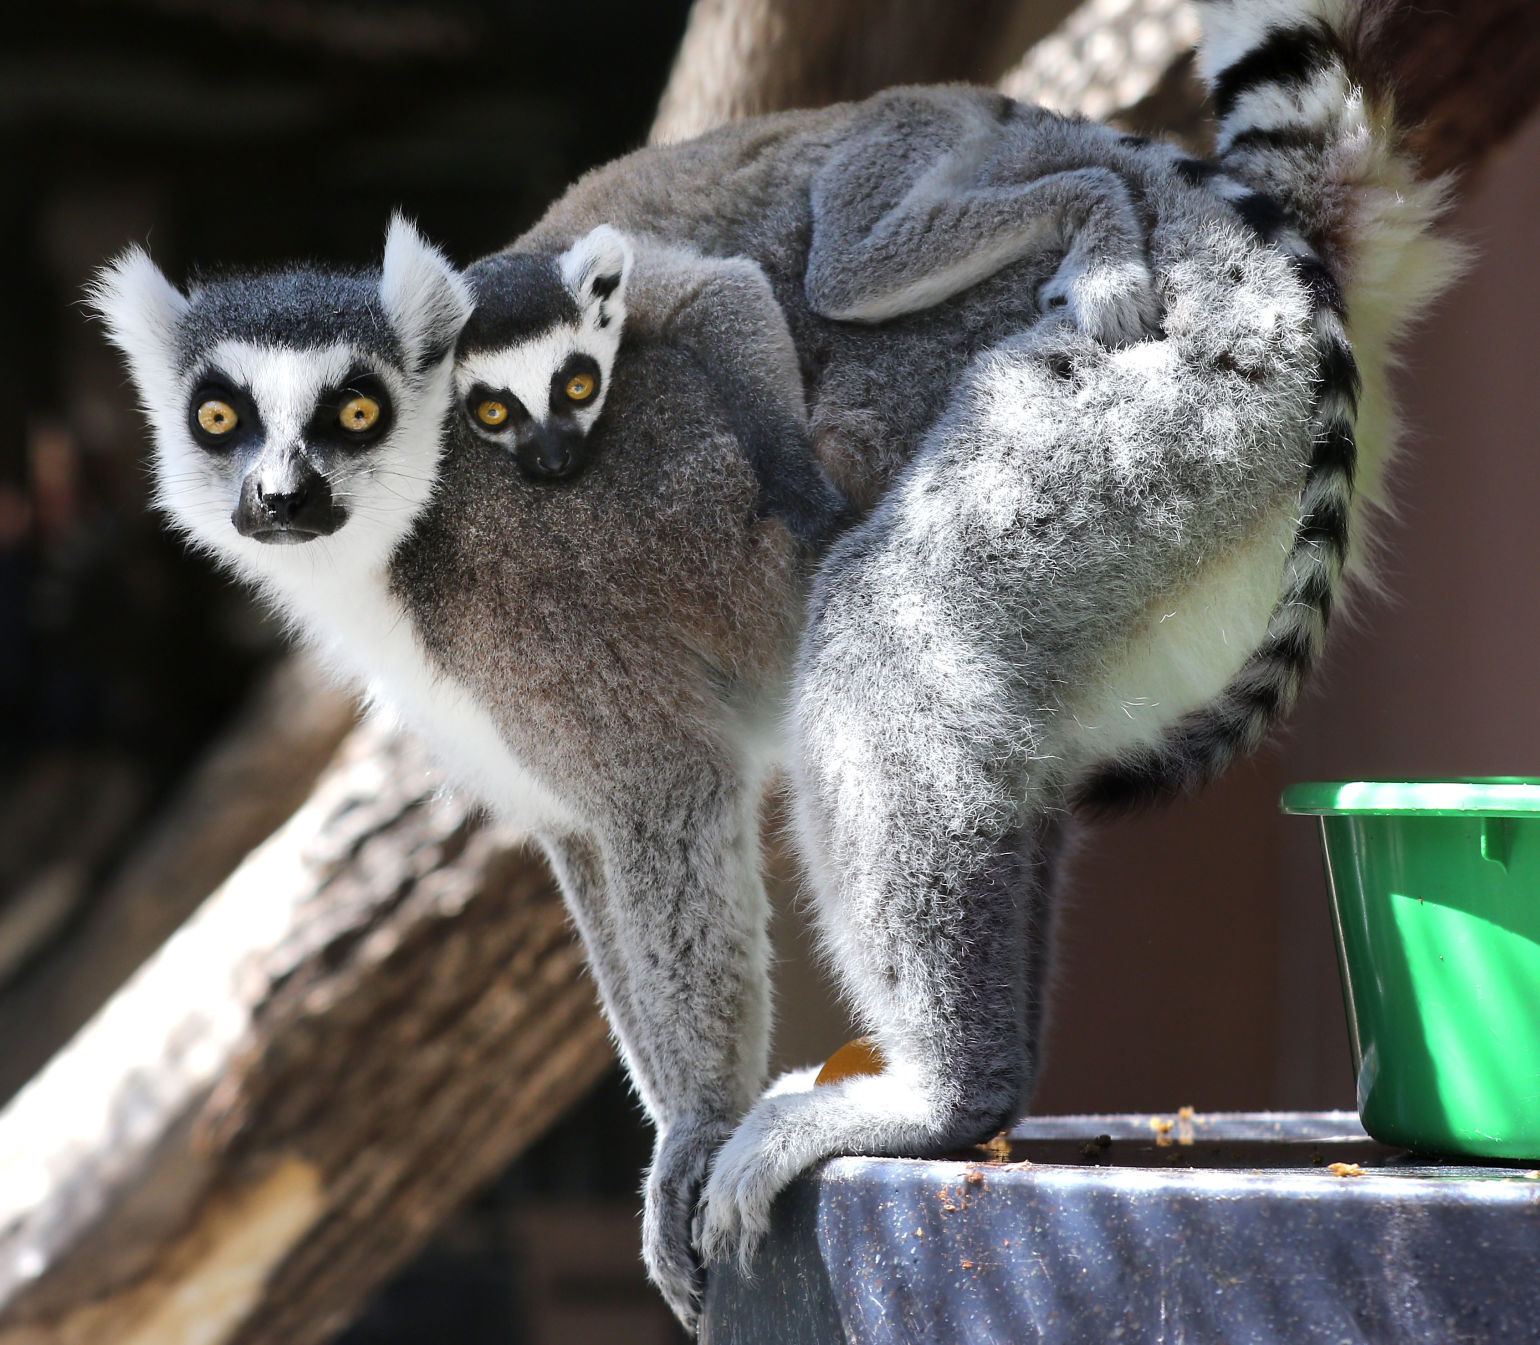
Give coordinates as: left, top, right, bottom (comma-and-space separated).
87, 246, 189, 403
379, 213, 474, 370
559, 224, 632, 331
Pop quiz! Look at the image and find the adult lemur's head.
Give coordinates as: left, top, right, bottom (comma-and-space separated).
90, 216, 472, 583
456, 225, 631, 482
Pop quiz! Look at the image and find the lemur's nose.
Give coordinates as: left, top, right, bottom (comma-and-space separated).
234, 465, 345, 541
258, 483, 310, 523
518, 424, 588, 482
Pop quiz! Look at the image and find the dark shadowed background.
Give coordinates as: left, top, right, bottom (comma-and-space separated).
2, 0, 1538, 1339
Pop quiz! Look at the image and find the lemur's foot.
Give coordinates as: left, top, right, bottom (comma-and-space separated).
1040, 261, 1163, 347
644, 1119, 730, 1334
698, 1070, 1014, 1271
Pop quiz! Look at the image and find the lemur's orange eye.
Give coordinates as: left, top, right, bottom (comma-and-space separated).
340, 395, 381, 432
565, 373, 596, 402
477, 399, 510, 427
196, 399, 238, 435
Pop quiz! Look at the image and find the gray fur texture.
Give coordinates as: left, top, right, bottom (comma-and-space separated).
420, 236, 839, 1313
90, 1, 1458, 1331
503, 1, 1454, 1318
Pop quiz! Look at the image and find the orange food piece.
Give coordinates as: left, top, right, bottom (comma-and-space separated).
1328, 1162, 1365, 1177
815, 1036, 886, 1086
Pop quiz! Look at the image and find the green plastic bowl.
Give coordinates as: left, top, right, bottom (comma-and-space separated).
1282, 779, 1540, 1162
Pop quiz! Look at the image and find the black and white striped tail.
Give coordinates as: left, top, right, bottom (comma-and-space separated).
1078, 3, 1364, 811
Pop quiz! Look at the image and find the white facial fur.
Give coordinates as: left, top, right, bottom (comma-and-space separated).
157, 340, 427, 581
90, 216, 472, 596
86, 219, 582, 834
455, 225, 632, 434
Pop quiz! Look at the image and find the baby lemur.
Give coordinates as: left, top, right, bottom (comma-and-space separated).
94, 0, 1456, 1329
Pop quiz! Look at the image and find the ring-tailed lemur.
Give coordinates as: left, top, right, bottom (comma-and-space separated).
453, 225, 629, 483
95, 222, 844, 1335
457, 226, 850, 541
479, 0, 1455, 1315
94, 0, 1456, 1329
456, 147, 1165, 499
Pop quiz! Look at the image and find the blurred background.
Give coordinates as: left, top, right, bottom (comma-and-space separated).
2, 0, 1538, 1340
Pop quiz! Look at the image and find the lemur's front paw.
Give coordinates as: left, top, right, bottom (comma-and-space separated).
644, 1122, 728, 1334
1041, 262, 1163, 348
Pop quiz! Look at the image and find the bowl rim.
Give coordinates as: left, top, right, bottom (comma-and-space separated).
1282, 778, 1540, 817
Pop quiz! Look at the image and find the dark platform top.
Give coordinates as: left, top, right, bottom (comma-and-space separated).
701, 1111, 1540, 1345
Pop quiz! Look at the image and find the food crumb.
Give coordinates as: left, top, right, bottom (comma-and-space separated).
1524, 1170, 1540, 1180
961, 1259, 974, 1270
966, 1168, 985, 1187
1329, 1162, 1365, 1177
1177, 1106, 1195, 1122
1150, 1117, 1174, 1134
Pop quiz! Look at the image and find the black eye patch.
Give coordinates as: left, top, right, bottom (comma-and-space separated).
465, 384, 533, 437
550, 353, 602, 416
307, 371, 395, 449
187, 380, 260, 450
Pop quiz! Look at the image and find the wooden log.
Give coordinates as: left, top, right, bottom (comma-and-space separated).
1382, 0, 1540, 179
0, 657, 356, 1107
0, 723, 613, 1345
651, 0, 1081, 143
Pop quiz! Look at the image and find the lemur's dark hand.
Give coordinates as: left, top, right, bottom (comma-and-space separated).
644, 1116, 731, 1335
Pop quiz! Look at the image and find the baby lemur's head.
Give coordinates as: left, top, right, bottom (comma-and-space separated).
456, 226, 632, 482
90, 216, 472, 584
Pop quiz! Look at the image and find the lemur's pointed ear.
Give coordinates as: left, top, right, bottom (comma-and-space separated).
379, 213, 474, 371
87, 246, 189, 406
559, 225, 632, 331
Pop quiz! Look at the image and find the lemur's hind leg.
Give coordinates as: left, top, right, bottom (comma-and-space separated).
697, 560, 1065, 1261
804, 89, 1159, 344
697, 810, 1061, 1261
809, 166, 1160, 347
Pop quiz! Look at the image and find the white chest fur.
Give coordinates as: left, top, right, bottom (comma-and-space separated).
270, 563, 574, 832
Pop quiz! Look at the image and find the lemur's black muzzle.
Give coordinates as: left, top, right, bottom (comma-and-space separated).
233, 464, 347, 543
516, 424, 588, 482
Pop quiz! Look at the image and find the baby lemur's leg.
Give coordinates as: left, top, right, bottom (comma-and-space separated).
627, 240, 850, 545
537, 751, 772, 1331
805, 92, 1159, 345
